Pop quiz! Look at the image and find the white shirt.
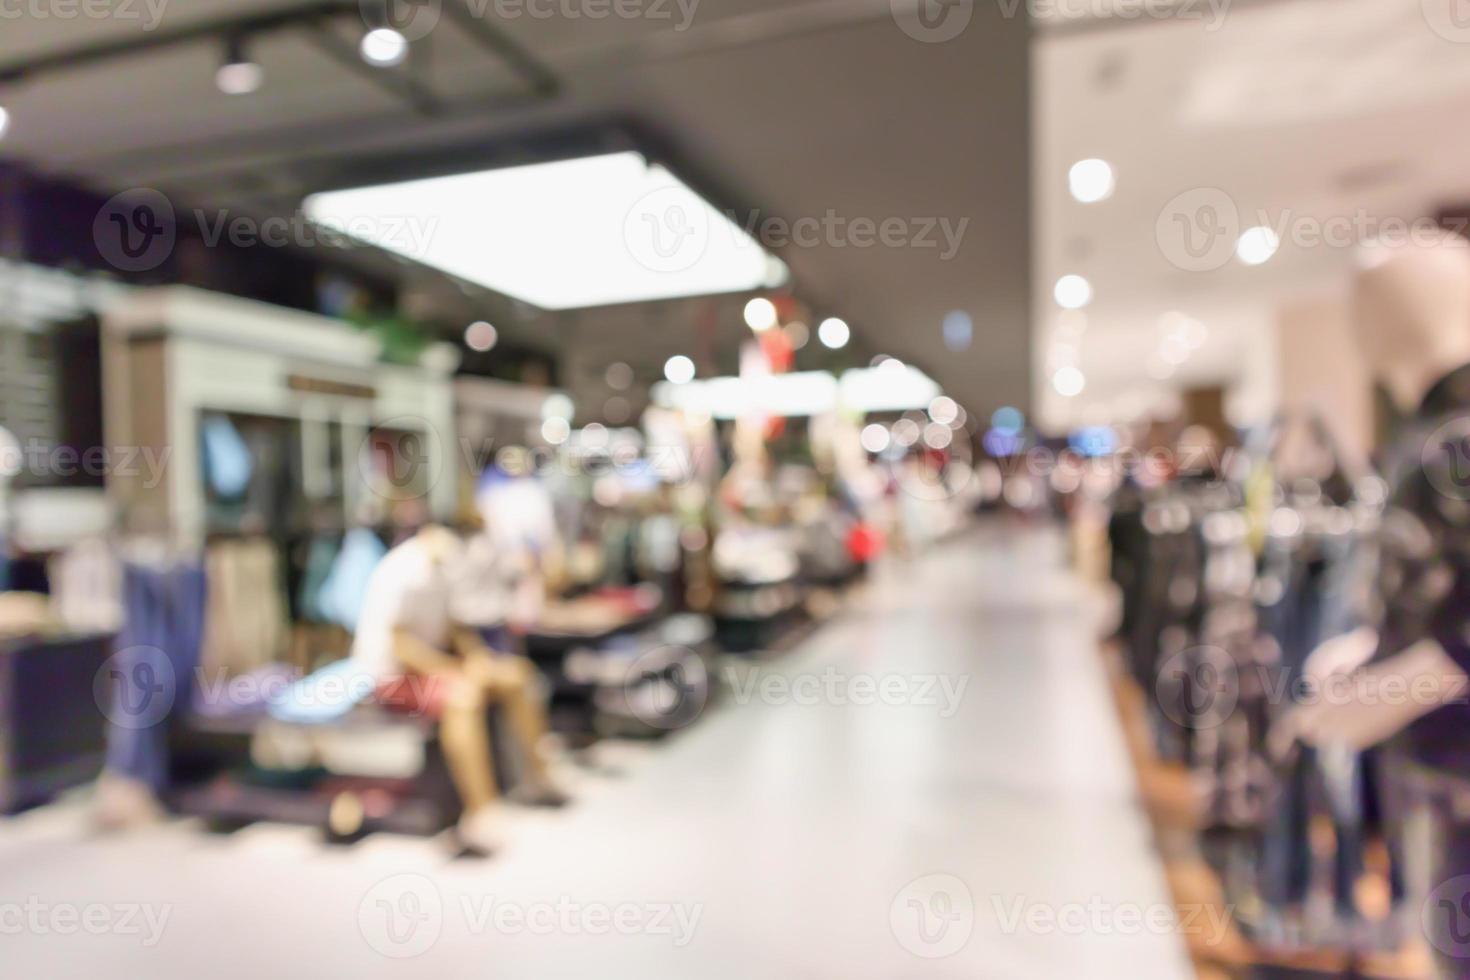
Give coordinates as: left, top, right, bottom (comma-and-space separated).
349, 534, 457, 679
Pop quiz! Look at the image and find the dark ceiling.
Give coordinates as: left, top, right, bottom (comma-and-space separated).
0, 0, 1032, 416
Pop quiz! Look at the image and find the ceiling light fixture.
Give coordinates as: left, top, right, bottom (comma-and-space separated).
1053, 275, 1093, 310
360, 27, 409, 67
303, 151, 780, 309
464, 320, 498, 352
1052, 365, 1086, 397
664, 355, 696, 385
860, 424, 891, 454
0, 106, 10, 140
1068, 158, 1115, 204
1236, 226, 1280, 266
743, 297, 778, 332
216, 35, 263, 95
943, 310, 973, 351
928, 396, 959, 426
818, 317, 850, 349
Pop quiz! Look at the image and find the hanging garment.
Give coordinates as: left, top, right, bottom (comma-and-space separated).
48, 537, 124, 634
1256, 501, 1374, 916
198, 538, 288, 680
292, 533, 341, 624
200, 415, 253, 500
103, 561, 207, 792
315, 527, 386, 632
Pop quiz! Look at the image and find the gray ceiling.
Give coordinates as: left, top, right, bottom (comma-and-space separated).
0, 0, 1032, 416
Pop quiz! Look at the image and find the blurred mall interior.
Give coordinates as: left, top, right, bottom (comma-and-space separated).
9, 1, 1470, 977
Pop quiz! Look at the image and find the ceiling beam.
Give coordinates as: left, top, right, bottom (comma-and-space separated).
0, 0, 558, 120
0, 1, 350, 83
439, 1, 560, 97
299, 19, 444, 116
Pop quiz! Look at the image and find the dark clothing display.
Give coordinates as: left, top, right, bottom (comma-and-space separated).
0, 633, 112, 812
1107, 445, 1401, 949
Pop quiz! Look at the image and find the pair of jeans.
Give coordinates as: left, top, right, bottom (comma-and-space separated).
103, 562, 207, 792
1258, 547, 1374, 914
1260, 746, 1364, 916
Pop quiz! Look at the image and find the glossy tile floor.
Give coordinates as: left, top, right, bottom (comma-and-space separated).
0, 522, 1192, 978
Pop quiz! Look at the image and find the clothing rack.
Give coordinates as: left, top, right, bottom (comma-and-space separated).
1109, 437, 1406, 963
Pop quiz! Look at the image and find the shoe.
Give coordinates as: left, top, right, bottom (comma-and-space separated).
93, 772, 165, 831
456, 806, 504, 855
509, 779, 571, 808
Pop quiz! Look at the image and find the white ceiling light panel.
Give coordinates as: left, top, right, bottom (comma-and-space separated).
303, 151, 787, 310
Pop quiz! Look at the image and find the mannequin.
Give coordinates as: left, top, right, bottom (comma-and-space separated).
351, 524, 568, 853
1274, 236, 1470, 752
1272, 236, 1470, 971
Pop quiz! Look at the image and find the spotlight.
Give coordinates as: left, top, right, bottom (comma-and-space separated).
216, 36, 263, 95
664, 355, 696, 385
0, 107, 10, 140
818, 317, 850, 349
743, 297, 778, 332
928, 396, 959, 426
860, 424, 890, 454
464, 321, 498, 352
1068, 159, 1115, 204
1236, 226, 1280, 266
360, 27, 409, 67
1053, 275, 1092, 310
1052, 365, 1086, 397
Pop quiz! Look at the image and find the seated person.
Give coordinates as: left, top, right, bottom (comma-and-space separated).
351, 524, 568, 852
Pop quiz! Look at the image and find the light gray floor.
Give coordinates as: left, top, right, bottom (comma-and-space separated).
0, 522, 1192, 979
